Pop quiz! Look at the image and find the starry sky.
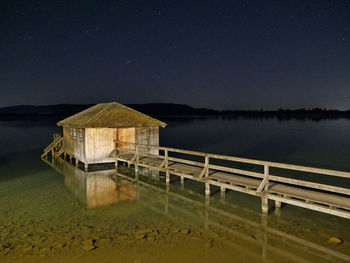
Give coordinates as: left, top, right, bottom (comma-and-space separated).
1, 1, 350, 110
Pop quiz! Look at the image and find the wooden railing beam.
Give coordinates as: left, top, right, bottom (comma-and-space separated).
114, 140, 350, 199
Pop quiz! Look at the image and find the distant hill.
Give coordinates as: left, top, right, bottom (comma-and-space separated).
0, 103, 218, 117
0, 103, 349, 121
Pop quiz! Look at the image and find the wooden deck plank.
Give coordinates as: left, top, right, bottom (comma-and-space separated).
269, 183, 350, 210
208, 171, 350, 210
166, 163, 203, 176
207, 172, 261, 188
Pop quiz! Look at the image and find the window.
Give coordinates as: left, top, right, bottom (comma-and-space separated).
73, 129, 77, 140
79, 129, 83, 142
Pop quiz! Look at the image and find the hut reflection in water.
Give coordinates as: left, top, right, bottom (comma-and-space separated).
53, 158, 136, 208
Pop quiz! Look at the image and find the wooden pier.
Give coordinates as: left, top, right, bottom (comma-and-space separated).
41, 135, 350, 219
114, 140, 350, 219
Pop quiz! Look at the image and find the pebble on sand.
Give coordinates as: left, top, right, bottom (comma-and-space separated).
82, 240, 96, 251
327, 237, 343, 245
180, 229, 191, 235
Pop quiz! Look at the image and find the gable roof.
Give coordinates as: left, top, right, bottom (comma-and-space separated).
57, 102, 166, 128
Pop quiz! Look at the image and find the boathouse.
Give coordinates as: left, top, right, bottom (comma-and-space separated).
56, 102, 166, 168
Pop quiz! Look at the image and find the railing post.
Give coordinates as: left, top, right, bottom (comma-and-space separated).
205, 155, 209, 177
115, 142, 118, 169
165, 150, 169, 184
135, 144, 139, 174
205, 155, 210, 196
264, 165, 269, 191
261, 165, 269, 214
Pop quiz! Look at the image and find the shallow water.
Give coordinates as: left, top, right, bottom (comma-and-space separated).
0, 118, 350, 262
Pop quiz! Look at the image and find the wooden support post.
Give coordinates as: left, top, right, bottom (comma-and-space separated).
264, 165, 269, 191
274, 200, 281, 216
180, 176, 184, 184
115, 160, 118, 169
262, 233, 267, 260
165, 184, 169, 216
275, 200, 281, 208
261, 214, 268, 260
84, 163, 88, 172
220, 186, 226, 201
205, 155, 209, 177
136, 183, 140, 201
204, 196, 209, 230
135, 145, 139, 174
165, 150, 170, 184
63, 153, 66, 160
75, 158, 78, 166
203, 156, 210, 196
205, 182, 210, 196
69, 155, 72, 163
261, 197, 268, 214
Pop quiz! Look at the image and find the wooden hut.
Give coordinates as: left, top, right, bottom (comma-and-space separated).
57, 102, 166, 169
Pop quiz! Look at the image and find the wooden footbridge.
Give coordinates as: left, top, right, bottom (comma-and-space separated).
115, 141, 350, 219
41, 134, 350, 219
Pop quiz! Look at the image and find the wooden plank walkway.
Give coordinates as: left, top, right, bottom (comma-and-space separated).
115, 140, 350, 219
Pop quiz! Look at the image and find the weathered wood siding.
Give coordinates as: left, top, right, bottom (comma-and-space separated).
149, 127, 159, 155
117, 127, 136, 151
63, 126, 85, 162
135, 127, 159, 155
85, 128, 117, 163
63, 126, 160, 164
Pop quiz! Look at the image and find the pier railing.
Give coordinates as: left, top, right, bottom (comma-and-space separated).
41, 133, 63, 161
115, 140, 350, 218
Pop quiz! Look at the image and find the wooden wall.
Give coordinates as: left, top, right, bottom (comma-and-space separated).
85, 128, 117, 164
117, 127, 136, 151
62, 126, 160, 164
63, 126, 86, 162
135, 127, 159, 154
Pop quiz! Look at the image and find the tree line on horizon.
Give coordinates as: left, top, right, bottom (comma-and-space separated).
0, 104, 349, 121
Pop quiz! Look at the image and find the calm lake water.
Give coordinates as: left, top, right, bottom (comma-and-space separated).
0, 117, 350, 262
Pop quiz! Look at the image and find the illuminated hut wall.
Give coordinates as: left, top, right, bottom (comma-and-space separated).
62, 126, 159, 164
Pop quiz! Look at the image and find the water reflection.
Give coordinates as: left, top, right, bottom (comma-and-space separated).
49, 158, 350, 262
52, 158, 136, 208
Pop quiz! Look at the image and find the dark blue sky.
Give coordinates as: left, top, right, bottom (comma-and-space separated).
1, 1, 350, 110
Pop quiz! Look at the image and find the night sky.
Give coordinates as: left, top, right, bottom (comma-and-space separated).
1, 1, 350, 110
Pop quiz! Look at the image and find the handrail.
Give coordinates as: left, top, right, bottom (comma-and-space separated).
115, 140, 350, 198
114, 140, 350, 179
41, 135, 63, 159
44, 134, 62, 152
